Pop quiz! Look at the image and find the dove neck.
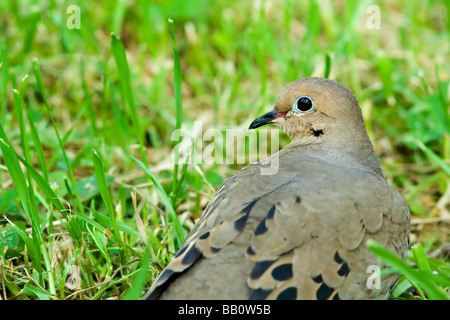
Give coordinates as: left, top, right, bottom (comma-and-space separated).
286, 134, 384, 177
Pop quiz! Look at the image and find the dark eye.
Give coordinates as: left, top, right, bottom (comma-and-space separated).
292, 96, 314, 113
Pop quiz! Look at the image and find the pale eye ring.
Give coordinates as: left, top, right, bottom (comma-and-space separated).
292, 96, 314, 114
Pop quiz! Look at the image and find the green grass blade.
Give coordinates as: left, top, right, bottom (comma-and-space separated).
324, 53, 331, 79
100, 72, 109, 142
168, 18, 184, 205
168, 19, 183, 135
66, 215, 83, 244
0, 119, 10, 146
0, 138, 31, 218
0, 138, 48, 278
122, 243, 151, 300
10, 145, 67, 216
15, 74, 49, 185
0, 44, 10, 120
92, 150, 115, 218
22, 8, 40, 54
130, 155, 186, 248
367, 239, 448, 300
32, 58, 85, 214
86, 224, 111, 263
91, 269, 139, 300
411, 244, 432, 273
414, 139, 450, 176
25, 103, 48, 183
110, 33, 149, 166
391, 277, 413, 298
91, 208, 141, 238
46, 100, 90, 170
0, 125, 45, 266
4, 216, 43, 273
109, 84, 131, 145
3, 140, 78, 294
40, 241, 57, 295
92, 149, 125, 259
32, 58, 49, 110
80, 59, 98, 136
76, 209, 107, 233
59, 247, 81, 299
3, 277, 21, 298
12, 88, 32, 164
435, 65, 450, 133
23, 284, 51, 300
110, 0, 127, 35
12, 83, 47, 261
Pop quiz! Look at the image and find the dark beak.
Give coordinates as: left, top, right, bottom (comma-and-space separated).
248, 110, 286, 129
249, 110, 281, 129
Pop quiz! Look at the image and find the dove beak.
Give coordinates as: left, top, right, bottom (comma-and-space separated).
249, 110, 286, 130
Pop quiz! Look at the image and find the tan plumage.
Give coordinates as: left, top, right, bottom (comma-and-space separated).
144, 77, 410, 300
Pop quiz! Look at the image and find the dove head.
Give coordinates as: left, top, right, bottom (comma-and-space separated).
249, 77, 383, 174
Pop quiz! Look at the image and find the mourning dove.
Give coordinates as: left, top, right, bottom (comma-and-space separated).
144, 77, 410, 300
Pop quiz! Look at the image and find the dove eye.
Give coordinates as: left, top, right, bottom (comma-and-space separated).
292, 96, 314, 114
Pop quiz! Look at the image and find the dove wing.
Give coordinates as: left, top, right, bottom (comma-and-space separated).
144, 152, 410, 300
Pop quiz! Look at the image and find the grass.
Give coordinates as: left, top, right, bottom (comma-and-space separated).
0, 0, 448, 300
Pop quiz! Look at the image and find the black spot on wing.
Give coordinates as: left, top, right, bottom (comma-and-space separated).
312, 274, 323, 283
254, 219, 268, 235
254, 203, 279, 236
337, 262, 350, 277
144, 269, 175, 300
296, 195, 301, 203
267, 205, 276, 219
334, 251, 343, 264
316, 282, 334, 300
181, 245, 202, 265
277, 287, 297, 300
156, 268, 174, 284
196, 231, 221, 254
312, 273, 335, 300
234, 200, 257, 231
250, 260, 275, 279
211, 246, 221, 253
271, 264, 293, 281
202, 195, 224, 219
174, 244, 189, 258
250, 288, 272, 300
234, 212, 251, 231
247, 246, 256, 256
332, 292, 340, 300
334, 251, 351, 277
199, 232, 210, 240
242, 199, 258, 214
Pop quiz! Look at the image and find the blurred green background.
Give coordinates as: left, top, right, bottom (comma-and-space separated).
0, 0, 448, 299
